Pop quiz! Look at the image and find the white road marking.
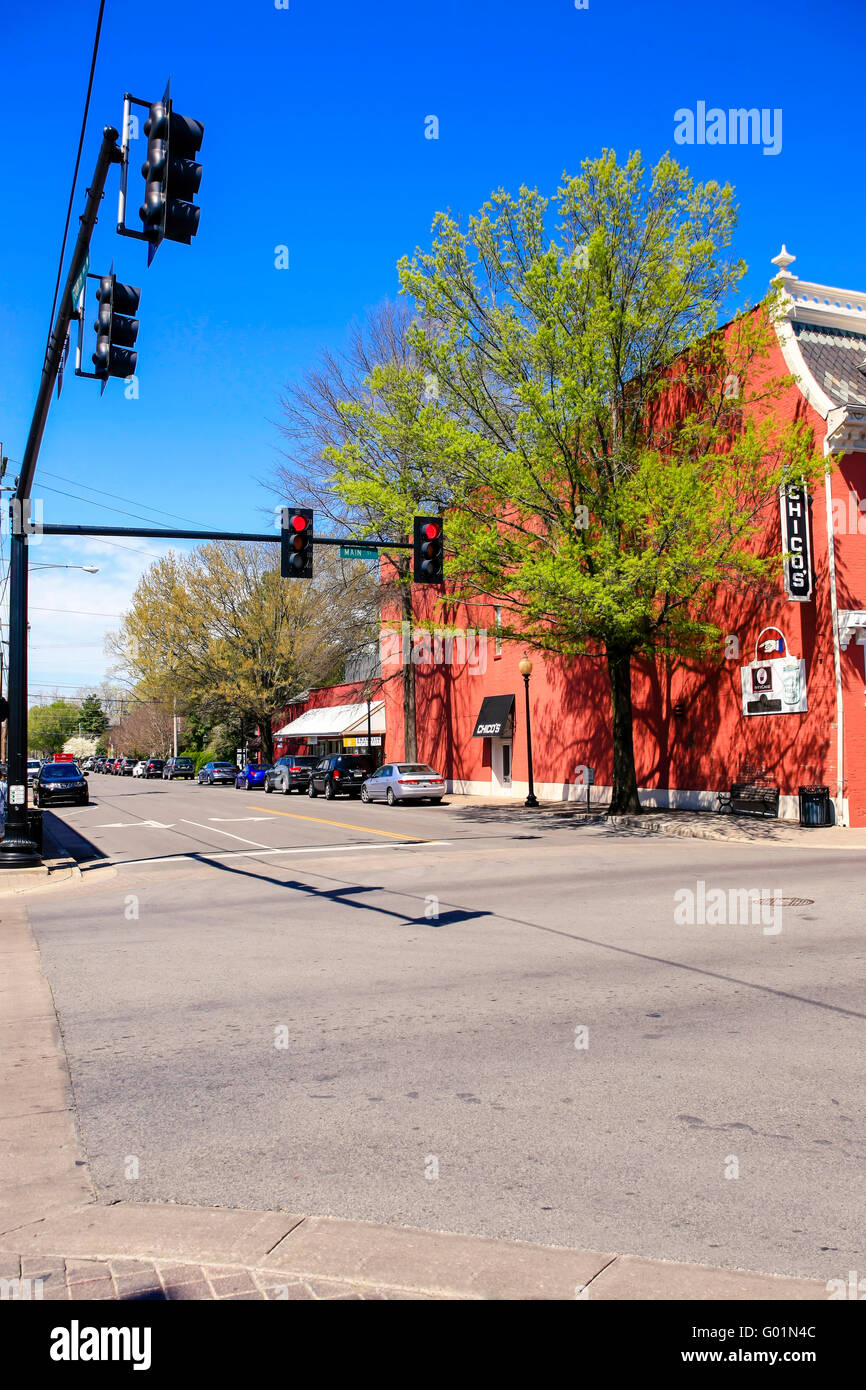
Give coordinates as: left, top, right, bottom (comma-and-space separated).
108, 841, 451, 867
179, 818, 270, 847
208, 817, 276, 823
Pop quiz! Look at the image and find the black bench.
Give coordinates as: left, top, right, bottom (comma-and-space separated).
720, 782, 780, 818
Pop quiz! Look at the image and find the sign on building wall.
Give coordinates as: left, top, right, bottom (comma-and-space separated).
779, 484, 813, 602
740, 627, 808, 716
740, 656, 808, 715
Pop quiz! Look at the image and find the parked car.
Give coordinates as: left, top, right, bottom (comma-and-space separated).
132, 760, 147, 778
119, 757, 137, 776
263, 755, 318, 795
82, 757, 95, 772
235, 762, 272, 790
307, 753, 376, 800
360, 762, 446, 805
163, 757, 196, 781
33, 762, 89, 808
144, 759, 164, 779
26, 760, 42, 785
198, 761, 237, 786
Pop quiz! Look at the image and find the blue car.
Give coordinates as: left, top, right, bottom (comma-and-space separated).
235, 762, 271, 790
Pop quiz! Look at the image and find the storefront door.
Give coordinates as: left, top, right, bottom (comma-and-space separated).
492, 738, 513, 794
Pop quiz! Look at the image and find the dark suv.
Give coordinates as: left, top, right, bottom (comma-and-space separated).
119, 757, 137, 776
307, 753, 376, 800
265, 754, 320, 795
163, 757, 195, 781
33, 762, 89, 808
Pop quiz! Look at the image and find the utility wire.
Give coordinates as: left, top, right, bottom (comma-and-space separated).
37, 482, 192, 530
38, 469, 217, 529
44, 0, 107, 357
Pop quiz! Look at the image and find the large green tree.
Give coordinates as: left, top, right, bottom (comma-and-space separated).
110, 541, 378, 763
28, 700, 80, 757
276, 300, 455, 760
78, 693, 110, 738
398, 149, 826, 812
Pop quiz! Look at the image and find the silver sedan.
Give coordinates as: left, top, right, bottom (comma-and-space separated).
360, 763, 446, 805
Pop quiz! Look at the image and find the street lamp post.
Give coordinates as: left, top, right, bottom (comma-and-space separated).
519, 654, 539, 808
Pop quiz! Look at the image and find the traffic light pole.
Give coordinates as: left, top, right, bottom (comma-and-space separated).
0, 127, 121, 868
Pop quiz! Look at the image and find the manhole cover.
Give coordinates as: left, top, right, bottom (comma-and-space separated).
760, 897, 814, 907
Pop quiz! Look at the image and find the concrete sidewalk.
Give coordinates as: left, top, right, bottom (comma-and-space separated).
0, 875, 832, 1302
444, 795, 866, 848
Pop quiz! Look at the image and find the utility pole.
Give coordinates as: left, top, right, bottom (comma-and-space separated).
0, 128, 122, 867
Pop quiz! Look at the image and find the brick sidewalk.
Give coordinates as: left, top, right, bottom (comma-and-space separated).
0, 1253, 441, 1302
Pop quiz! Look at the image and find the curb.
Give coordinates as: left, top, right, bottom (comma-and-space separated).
0, 1204, 829, 1302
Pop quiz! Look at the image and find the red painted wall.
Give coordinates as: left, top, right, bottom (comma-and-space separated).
381, 328, 866, 823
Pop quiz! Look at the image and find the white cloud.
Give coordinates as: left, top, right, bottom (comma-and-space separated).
21, 535, 190, 702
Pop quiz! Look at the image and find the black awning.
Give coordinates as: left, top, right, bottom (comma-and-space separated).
472, 694, 515, 738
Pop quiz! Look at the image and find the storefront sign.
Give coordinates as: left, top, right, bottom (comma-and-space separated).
472, 694, 515, 738
343, 736, 382, 747
740, 656, 808, 715
779, 484, 813, 602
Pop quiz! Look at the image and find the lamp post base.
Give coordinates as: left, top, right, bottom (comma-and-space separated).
0, 835, 42, 868
524, 793, 539, 808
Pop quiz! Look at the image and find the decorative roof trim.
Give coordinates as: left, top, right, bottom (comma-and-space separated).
826, 404, 866, 456
837, 610, 866, 649
774, 316, 835, 419
774, 251, 866, 332
770, 246, 866, 452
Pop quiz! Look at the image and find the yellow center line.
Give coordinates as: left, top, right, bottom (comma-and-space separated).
244, 805, 428, 842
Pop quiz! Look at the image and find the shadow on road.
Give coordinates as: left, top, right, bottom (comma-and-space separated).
43, 811, 108, 863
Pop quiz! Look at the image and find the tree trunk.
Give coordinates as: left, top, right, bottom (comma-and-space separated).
259, 715, 274, 766
400, 583, 417, 761
606, 645, 642, 815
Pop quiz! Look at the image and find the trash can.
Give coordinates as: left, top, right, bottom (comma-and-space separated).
26, 808, 43, 854
798, 785, 830, 828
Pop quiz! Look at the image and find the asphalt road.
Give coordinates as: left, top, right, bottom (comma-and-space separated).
25, 773, 866, 1280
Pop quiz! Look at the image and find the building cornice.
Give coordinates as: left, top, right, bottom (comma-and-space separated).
770, 246, 866, 451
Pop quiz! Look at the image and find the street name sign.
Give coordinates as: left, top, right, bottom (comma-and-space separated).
339, 545, 379, 560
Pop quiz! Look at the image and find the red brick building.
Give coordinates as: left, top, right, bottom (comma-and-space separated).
381, 250, 866, 826
272, 679, 385, 760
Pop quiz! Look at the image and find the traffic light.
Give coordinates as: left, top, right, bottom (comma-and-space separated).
140, 99, 204, 262
281, 508, 314, 579
413, 516, 444, 584
92, 275, 141, 381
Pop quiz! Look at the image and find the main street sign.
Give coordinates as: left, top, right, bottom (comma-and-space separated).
71, 254, 89, 312
339, 545, 379, 560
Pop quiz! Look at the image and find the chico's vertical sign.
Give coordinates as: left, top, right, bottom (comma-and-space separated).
779, 483, 813, 602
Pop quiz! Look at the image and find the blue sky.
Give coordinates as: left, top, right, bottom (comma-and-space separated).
2, 0, 864, 697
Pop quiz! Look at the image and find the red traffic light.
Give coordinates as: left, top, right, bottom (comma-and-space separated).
281, 506, 314, 578
413, 515, 444, 584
